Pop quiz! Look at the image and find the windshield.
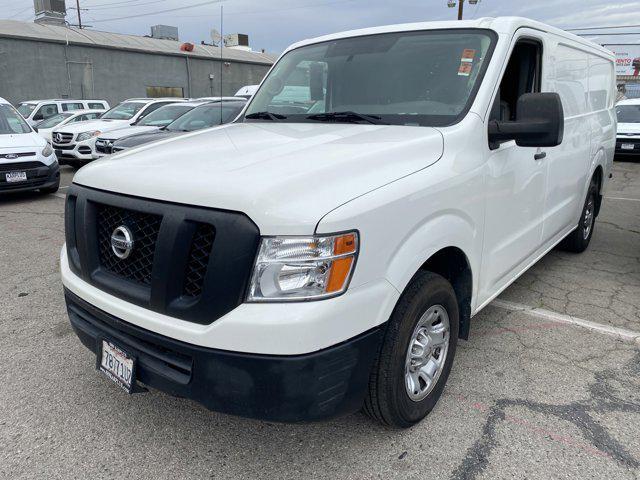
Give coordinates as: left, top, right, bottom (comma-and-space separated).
37, 112, 73, 129
138, 104, 193, 127
245, 29, 495, 127
102, 102, 145, 120
616, 104, 640, 123
167, 103, 244, 132
17, 103, 37, 117
0, 104, 32, 134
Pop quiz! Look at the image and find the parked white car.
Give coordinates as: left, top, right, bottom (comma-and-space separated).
95, 101, 207, 157
234, 85, 259, 99
52, 98, 185, 167
17, 99, 109, 126
33, 109, 105, 142
615, 98, 640, 157
0, 97, 59, 194
61, 17, 615, 427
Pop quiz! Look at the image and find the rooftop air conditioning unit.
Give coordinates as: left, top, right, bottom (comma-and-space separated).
34, 0, 67, 26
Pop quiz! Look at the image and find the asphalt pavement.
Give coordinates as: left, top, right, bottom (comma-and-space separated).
0, 161, 639, 480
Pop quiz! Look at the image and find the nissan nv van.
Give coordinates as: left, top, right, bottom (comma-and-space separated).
61, 17, 615, 427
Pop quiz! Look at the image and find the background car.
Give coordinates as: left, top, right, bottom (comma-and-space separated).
95, 101, 210, 156
615, 98, 640, 158
0, 96, 59, 194
111, 99, 247, 153
17, 99, 109, 126
51, 98, 186, 167
33, 109, 106, 142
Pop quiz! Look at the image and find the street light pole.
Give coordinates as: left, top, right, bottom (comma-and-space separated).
76, 0, 82, 29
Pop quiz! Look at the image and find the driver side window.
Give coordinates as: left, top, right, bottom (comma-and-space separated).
34, 104, 58, 121
491, 39, 542, 123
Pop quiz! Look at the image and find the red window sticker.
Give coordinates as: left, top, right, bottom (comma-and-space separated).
458, 63, 473, 76
461, 49, 476, 62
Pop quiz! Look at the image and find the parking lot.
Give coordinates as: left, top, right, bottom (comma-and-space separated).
0, 160, 639, 480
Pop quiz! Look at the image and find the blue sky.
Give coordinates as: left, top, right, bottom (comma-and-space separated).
3, 0, 640, 52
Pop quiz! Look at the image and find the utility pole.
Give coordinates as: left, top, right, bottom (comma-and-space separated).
458, 0, 464, 20
76, 0, 82, 29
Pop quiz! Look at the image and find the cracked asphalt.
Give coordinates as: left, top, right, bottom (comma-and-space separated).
1, 161, 639, 480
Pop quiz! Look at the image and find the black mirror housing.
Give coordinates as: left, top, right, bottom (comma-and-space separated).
489, 92, 564, 148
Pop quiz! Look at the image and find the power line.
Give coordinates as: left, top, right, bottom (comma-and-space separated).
169, 0, 355, 19
89, 0, 227, 23
566, 24, 640, 32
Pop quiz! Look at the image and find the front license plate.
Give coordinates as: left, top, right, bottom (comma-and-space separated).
98, 340, 135, 393
621, 143, 635, 150
5, 171, 27, 183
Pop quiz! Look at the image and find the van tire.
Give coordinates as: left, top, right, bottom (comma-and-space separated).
363, 271, 458, 428
559, 176, 599, 253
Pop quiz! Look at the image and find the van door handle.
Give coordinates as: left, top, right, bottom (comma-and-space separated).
534, 152, 547, 161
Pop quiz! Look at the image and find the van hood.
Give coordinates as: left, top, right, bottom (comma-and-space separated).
74, 122, 444, 234
616, 123, 640, 136
56, 119, 130, 134
0, 133, 45, 150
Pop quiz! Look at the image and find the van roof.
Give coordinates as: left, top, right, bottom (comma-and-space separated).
287, 16, 613, 59
19, 99, 107, 104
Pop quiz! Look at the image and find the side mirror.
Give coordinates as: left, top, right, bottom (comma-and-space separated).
489, 92, 564, 148
309, 63, 325, 101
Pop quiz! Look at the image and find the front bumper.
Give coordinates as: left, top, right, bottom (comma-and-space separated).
53, 138, 99, 164
615, 137, 640, 156
0, 158, 59, 193
65, 288, 383, 422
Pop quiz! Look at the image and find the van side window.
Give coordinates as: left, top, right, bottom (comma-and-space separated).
490, 40, 542, 123
62, 103, 83, 112
34, 104, 58, 121
88, 103, 105, 110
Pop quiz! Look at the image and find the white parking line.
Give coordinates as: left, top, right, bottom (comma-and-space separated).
605, 196, 640, 203
491, 299, 640, 343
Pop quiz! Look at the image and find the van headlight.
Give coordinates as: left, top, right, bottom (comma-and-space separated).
42, 143, 53, 157
247, 232, 359, 302
77, 130, 101, 141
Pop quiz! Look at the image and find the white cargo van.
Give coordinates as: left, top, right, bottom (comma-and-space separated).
17, 99, 109, 126
61, 17, 615, 427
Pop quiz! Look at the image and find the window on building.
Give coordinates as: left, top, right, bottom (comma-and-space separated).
146, 86, 184, 98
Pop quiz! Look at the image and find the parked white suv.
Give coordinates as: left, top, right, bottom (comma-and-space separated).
33, 109, 106, 142
61, 18, 615, 427
17, 99, 109, 126
52, 98, 185, 167
0, 97, 59, 194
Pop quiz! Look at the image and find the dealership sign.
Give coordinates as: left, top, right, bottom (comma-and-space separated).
606, 45, 640, 76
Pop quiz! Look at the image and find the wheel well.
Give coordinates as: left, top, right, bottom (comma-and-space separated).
593, 166, 604, 217
419, 247, 473, 340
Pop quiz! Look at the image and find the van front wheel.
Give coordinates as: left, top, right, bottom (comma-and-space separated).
363, 271, 459, 428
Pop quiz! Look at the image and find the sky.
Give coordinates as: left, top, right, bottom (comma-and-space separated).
2, 0, 640, 53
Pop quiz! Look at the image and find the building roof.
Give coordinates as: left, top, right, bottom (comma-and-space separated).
0, 20, 276, 65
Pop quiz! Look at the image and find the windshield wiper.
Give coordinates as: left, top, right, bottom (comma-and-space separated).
306, 111, 386, 125
245, 111, 287, 121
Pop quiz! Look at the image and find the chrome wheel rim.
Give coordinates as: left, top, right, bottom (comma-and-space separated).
583, 195, 595, 240
404, 305, 450, 402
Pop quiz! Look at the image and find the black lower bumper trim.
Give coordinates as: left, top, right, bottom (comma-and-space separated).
65, 289, 384, 422
0, 163, 59, 193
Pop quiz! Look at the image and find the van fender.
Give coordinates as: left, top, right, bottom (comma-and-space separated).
385, 210, 480, 310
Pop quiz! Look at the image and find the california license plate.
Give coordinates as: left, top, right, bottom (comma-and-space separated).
5, 171, 27, 183
621, 143, 635, 150
98, 340, 135, 393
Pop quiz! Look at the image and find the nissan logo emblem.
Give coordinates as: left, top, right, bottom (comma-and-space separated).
110, 225, 134, 260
